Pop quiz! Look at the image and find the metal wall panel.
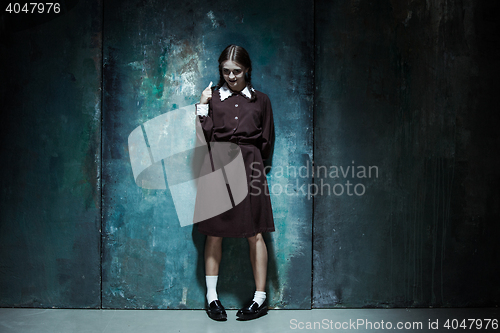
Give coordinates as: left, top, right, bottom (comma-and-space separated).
313, 0, 500, 308
101, 0, 314, 309
0, 0, 102, 308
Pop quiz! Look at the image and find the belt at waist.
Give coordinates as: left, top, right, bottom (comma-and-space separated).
227, 138, 257, 147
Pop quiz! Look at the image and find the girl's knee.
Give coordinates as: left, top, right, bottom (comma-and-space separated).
247, 233, 263, 244
206, 235, 223, 243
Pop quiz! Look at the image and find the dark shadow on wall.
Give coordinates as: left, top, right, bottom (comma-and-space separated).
191, 225, 279, 309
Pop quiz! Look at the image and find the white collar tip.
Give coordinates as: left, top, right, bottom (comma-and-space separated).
219, 84, 253, 101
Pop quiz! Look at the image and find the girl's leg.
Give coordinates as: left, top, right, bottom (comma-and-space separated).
204, 236, 226, 320
205, 236, 223, 305
205, 235, 223, 275
236, 233, 268, 319
247, 233, 268, 292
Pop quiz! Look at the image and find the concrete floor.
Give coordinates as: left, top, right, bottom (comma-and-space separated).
0, 308, 498, 333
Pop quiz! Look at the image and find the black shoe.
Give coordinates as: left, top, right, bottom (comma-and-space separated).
236, 300, 268, 320
206, 300, 227, 321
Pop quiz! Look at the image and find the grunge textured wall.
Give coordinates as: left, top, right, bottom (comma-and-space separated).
100, 0, 314, 309
0, 0, 102, 307
0, 0, 498, 309
313, 0, 500, 307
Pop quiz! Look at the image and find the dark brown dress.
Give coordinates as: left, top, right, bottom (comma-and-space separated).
196, 85, 275, 238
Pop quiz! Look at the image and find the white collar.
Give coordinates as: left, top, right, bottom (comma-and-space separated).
219, 83, 254, 101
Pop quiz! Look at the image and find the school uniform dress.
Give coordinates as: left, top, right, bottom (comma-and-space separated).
195, 84, 275, 238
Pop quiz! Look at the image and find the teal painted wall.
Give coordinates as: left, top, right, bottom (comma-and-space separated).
0, 0, 498, 309
101, 0, 313, 309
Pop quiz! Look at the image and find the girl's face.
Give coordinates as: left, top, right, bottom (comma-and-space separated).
221, 60, 248, 92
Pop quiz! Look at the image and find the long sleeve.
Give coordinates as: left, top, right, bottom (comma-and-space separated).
259, 95, 275, 161
196, 102, 214, 144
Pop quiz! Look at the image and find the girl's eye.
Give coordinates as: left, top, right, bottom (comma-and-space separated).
223, 69, 242, 75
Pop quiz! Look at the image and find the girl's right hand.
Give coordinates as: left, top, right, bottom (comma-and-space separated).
200, 81, 213, 104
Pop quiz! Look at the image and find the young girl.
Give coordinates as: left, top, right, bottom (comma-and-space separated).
195, 45, 275, 321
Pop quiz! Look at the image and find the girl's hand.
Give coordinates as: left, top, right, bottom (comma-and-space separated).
200, 81, 213, 104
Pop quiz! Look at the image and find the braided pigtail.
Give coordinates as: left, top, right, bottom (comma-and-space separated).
245, 70, 257, 102
215, 68, 225, 90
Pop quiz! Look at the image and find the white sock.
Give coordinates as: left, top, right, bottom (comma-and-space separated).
206, 275, 218, 304
253, 291, 266, 307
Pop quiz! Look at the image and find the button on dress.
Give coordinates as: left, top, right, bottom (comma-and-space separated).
196, 85, 275, 238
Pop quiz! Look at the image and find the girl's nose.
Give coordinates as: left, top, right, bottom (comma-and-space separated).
229, 72, 235, 79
